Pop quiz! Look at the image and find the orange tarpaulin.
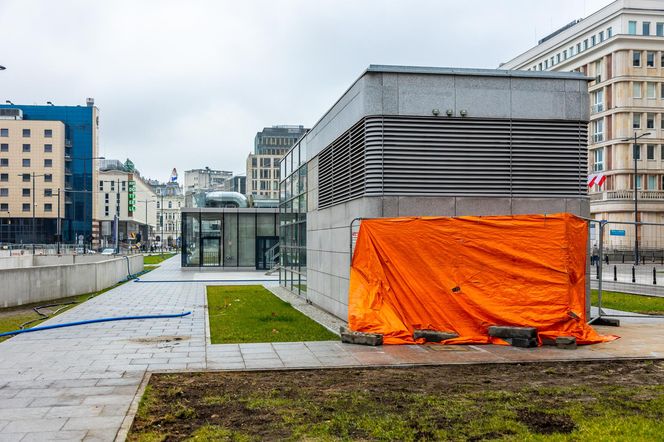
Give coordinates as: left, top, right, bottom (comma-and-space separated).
348, 213, 617, 345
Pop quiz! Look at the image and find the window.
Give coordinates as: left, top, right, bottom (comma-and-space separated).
22, 188, 30, 197
168, 201, 172, 209
44, 159, 52, 167
0, 174, 7, 182
662, 114, 664, 130
110, 181, 115, 191
658, 22, 664, 36
661, 144, 664, 160
0, 204, 7, 211
648, 144, 656, 159
563, 50, 568, 60
44, 189, 52, 197
556, 53, 561, 63
647, 51, 655, 67
104, 206, 109, 216
591, 35, 596, 46
22, 129, 30, 138
628, 20, 637, 35
593, 148, 604, 171
647, 82, 657, 98
0, 144, 7, 152
633, 82, 642, 98
647, 113, 656, 129
607, 27, 613, 38
44, 144, 52, 153
593, 119, 604, 142
22, 174, 29, 182
44, 129, 52, 138
22, 159, 30, 167
0, 129, 7, 137
595, 59, 602, 82
633, 51, 641, 67
0, 189, 7, 197
44, 203, 52, 212
583, 39, 588, 50
22, 203, 30, 212
121, 181, 126, 191
576, 42, 581, 53
643, 22, 651, 36
634, 144, 641, 160
649, 175, 657, 190
156, 201, 160, 209
44, 174, 52, 182
99, 180, 104, 191
0, 159, 8, 167
599, 31, 604, 42
633, 113, 642, 129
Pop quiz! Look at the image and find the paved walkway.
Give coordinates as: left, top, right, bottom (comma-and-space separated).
0, 256, 663, 441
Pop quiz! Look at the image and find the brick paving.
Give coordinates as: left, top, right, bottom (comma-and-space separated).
0, 255, 663, 441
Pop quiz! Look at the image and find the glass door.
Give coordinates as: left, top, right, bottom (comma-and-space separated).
202, 237, 221, 266
256, 236, 279, 270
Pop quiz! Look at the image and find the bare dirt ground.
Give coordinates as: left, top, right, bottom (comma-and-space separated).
129, 360, 664, 441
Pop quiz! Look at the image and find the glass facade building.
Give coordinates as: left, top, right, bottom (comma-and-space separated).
279, 141, 307, 296
181, 208, 278, 269
0, 103, 98, 243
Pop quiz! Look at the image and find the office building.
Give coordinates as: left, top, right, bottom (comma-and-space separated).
184, 167, 232, 195
279, 65, 590, 319
0, 100, 100, 245
247, 125, 307, 200
223, 175, 246, 195
96, 159, 157, 250
501, 0, 664, 249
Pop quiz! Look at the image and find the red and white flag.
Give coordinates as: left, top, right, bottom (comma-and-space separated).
588, 173, 606, 188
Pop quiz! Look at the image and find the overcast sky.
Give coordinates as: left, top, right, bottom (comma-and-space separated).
0, 0, 613, 183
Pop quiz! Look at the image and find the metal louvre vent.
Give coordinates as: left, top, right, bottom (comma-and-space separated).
318, 119, 365, 208
318, 115, 587, 208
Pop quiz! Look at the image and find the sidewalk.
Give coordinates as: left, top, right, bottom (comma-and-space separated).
0, 255, 662, 441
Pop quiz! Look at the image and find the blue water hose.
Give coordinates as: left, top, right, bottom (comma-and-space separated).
0, 311, 192, 338
134, 278, 279, 283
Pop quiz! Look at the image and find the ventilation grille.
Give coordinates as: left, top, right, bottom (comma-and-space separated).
318, 115, 587, 208
318, 120, 365, 208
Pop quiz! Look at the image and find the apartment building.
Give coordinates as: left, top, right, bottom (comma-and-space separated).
151, 181, 184, 248
501, 0, 664, 250
0, 114, 66, 243
247, 125, 307, 200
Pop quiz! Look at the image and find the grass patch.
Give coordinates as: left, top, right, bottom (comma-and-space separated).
143, 253, 176, 266
207, 285, 337, 344
591, 289, 664, 315
128, 360, 664, 441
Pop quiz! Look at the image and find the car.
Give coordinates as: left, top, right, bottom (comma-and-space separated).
101, 248, 116, 255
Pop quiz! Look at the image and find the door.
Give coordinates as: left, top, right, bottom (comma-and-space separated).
256, 236, 279, 270
202, 237, 221, 267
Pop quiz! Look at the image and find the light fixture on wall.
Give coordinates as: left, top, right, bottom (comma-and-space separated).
432, 109, 440, 116
460, 109, 468, 117
445, 109, 454, 117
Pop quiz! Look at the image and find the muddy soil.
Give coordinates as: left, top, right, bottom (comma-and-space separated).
129, 359, 664, 441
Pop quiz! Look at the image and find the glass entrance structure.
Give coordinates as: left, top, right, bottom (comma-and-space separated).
181, 208, 278, 269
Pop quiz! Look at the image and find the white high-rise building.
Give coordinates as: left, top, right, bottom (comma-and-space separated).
502, 0, 664, 250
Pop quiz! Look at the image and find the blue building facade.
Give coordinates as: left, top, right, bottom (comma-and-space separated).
0, 100, 99, 243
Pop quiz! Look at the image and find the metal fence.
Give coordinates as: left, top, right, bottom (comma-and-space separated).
592, 219, 664, 320
0, 243, 143, 256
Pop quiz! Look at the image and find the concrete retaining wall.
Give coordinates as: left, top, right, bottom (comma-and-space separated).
0, 255, 143, 308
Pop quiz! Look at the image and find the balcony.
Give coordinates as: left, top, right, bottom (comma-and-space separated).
591, 190, 664, 201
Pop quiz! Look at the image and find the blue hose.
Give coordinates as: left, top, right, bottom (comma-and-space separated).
0, 311, 192, 338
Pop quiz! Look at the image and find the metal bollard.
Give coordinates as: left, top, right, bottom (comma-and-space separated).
605, 254, 609, 265
622, 254, 625, 263
614, 265, 617, 282
654, 267, 657, 285
596, 264, 600, 280
632, 266, 636, 283
643, 255, 646, 265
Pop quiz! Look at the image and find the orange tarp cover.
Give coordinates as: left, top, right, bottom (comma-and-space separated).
348, 213, 616, 345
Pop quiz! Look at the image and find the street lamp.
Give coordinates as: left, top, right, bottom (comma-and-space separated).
136, 199, 156, 252
622, 131, 651, 265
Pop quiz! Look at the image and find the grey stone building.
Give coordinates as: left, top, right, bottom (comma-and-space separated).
279, 65, 591, 320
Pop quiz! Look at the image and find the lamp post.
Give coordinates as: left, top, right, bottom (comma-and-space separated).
136, 199, 156, 252
622, 131, 651, 265
65, 155, 104, 253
